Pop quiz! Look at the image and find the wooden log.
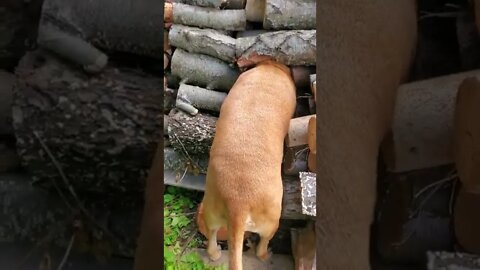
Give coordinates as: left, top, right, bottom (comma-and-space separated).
453, 186, 480, 255
37, 24, 108, 74
307, 151, 316, 173
282, 145, 308, 176
286, 115, 315, 148
236, 30, 316, 68
176, 84, 227, 113
299, 172, 316, 217
168, 24, 236, 63
263, 0, 316, 30
427, 251, 480, 270
291, 221, 316, 270
308, 115, 316, 154
172, 3, 247, 31
175, 99, 198, 116
12, 50, 163, 193
171, 48, 239, 91
164, 30, 170, 51
291, 66, 315, 89
167, 109, 217, 156
236, 30, 270, 38
310, 74, 316, 100
40, 0, 164, 59
175, 0, 245, 9
245, 0, 266, 23
0, 70, 14, 135
453, 77, 480, 194
374, 166, 455, 264
382, 70, 480, 173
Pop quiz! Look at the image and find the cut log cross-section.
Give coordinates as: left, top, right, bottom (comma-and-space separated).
245, 0, 266, 23
172, 3, 247, 31
286, 114, 316, 147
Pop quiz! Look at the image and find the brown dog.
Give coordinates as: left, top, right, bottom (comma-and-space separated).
200, 60, 297, 270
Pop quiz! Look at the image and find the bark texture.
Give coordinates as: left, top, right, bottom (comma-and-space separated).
263, 0, 316, 30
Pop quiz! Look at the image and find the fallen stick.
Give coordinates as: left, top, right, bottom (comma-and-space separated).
167, 109, 217, 156
263, 0, 316, 30
308, 115, 316, 154
427, 251, 480, 270
245, 0, 266, 23
0, 70, 14, 135
171, 48, 239, 91
176, 84, 227, 112
172, 3, 247, 31
382, 69, 480, 173
168, 25, 236, 63
236, 30, 316, 68
286, 115, 316, 147
40, 0, 164, 59
453, 77, 480, 194
37, 24, 108, 73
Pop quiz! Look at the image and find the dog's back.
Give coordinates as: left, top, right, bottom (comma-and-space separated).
202, 61, 296, 270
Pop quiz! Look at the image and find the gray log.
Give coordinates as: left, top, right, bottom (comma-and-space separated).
40, 0, 164, 58
172, 3, 247, 31
169, 24, 236, 63
236, 30, 316, 68
37, 24, 108, 74
171, 49, 239, 91
176, 84, 227, 113
245, 0, 266, 22
263, 0, 316, 30
427, 251, 480, 270
167, 109, 217, 156
12, 50, 163, 193
0, 70, 14, 135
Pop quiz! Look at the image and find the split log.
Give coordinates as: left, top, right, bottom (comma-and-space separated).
37, 24, 108, 74
453, 187, 480, 255
12, 50, 163, 193
174, 0, 245, 9
167, 109, 217, 156
172, 3, 247, 31
374, 166, 455, 264
282, 145, 308, 176
171, 49, 239, 91
263, 0, 316, 30
40, 0, 165, 59
286, 115, 316, 147
291, 66, 316, 89
168, 25, 236, 63
427, 251, 480, 270
453, 77, 480, 193
0, 70, 14, 135
310, 74, 316, 100
176, 84, 227, 113
308, 115, 316, 154
245, 0, 266, 23
236, 30, 316, 68
382, 69, 480, 173
164, 147, 208, 175
299, 172, 316, 217
291, 221, 316, 270
307, 151, 316, 173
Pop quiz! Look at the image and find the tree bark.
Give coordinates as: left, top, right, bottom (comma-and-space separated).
174, 0, 245, 9
263, 0, 316, 30
12, 50, 163, 194
299, 172, 316, 217
168, 24, 236, 63
427, 251, 480, 270
383, 70, 480, 173
453, 77, 480, 193
0, 70, 14, 135
37, 24, 108, 73
286, 115, 315, 147
236, 30, 316, 68
164, 147, 209, 175
172, 3, 247, 31
167, 109, 217, 156
40, 0, 164, 59
245, 0, 265, 22
176, 83, 227, 113
171, 48, 239, 91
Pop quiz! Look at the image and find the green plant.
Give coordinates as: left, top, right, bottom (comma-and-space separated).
164, 186, 226, 270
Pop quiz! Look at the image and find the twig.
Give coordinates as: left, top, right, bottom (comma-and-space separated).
33, 131, 128, 253
56, 234, 75, 270
177, 229, 198, 261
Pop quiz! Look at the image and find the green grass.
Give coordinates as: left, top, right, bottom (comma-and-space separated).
164, 186, 226, 270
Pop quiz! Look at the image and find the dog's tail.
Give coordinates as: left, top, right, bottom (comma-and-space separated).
227, 210, 246, 270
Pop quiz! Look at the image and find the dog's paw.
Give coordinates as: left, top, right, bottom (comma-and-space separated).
257, 248, 273, 262
208, 245, 222, 261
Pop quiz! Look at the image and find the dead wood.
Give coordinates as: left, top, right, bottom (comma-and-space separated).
263, 0, 316, 30
172, 3, 247, 31
286, 115, 316, 147
176, 83, 227, 113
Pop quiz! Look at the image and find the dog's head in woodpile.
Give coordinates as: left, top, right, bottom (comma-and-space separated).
200, 59, 296, 270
